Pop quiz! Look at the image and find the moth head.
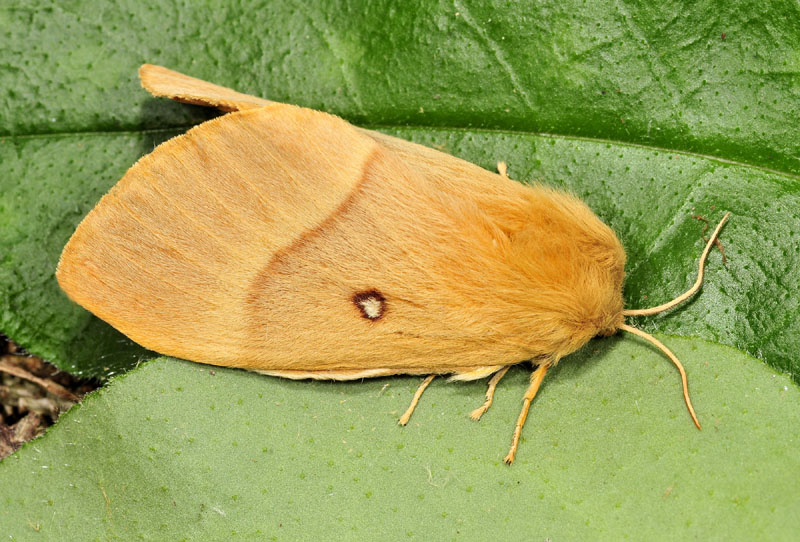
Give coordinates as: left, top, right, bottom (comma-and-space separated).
597, 311, 626, 337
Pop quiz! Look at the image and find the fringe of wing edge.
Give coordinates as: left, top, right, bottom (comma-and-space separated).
256, 365, 508, 381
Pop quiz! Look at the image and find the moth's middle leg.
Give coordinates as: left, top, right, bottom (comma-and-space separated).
398, 375, 435, 425
470, 366, 511, 421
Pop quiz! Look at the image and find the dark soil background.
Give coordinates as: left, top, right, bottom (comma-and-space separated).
0, 335, 98, 459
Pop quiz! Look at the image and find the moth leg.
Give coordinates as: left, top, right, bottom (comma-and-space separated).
497, 161, 509, 178
469, 366, 511, 421
504, 363, 549, 465
398, 375, 436, 426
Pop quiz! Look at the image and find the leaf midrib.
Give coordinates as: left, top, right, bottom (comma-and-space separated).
5, 123, 800, 184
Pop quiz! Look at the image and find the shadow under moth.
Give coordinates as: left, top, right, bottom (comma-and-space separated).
57, 65, 729, 464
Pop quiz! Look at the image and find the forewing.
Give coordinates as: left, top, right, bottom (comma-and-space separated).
61, 65, 541, 375
57, 105, 376, 364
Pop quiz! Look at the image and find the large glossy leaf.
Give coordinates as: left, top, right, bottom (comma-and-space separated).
1, 1, 799, 380
1, 1, 799, 538
5, 1, 800, 174
2, 337, 798, 539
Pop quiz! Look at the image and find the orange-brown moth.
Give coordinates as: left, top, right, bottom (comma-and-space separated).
57, 65, 729, 464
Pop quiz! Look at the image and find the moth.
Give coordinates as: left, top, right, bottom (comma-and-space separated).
57, 65, 729, 464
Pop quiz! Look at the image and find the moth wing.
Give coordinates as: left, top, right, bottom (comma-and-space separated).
139, 65, 536, 231
62, 66, 553, 375
59, 102, 536, 374
237, 128, 535, 375
57, 104, 379, 366
139, 64, 273, 112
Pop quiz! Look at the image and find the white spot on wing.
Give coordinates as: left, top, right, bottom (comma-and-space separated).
353, 290, 386, 321
359, 296, 383, 319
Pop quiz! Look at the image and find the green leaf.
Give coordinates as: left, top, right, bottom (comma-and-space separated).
5, 2, 800, 175
2, 1, 800, 535
2, 337, 798, 539
1, 1, 799, 380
